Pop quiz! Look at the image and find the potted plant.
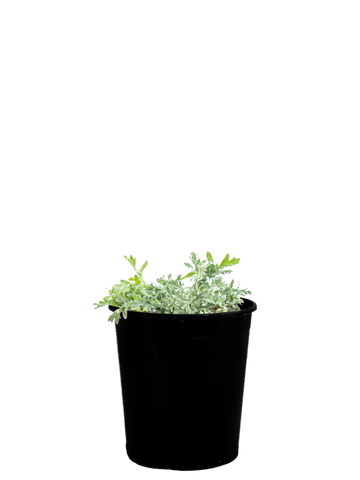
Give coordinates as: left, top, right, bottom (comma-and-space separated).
94, 252, 257, 471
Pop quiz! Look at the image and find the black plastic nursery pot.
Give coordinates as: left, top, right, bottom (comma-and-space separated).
109, 297, 257, 471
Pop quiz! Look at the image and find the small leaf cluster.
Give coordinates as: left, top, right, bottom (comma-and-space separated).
93, 252, 252, 324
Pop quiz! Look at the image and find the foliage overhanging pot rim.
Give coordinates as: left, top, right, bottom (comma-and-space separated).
106, 297, 260, 317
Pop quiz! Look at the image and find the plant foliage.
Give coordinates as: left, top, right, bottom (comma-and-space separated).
93, 252, 252, 324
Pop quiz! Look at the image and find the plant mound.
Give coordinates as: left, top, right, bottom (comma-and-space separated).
89, 249, 255, 325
